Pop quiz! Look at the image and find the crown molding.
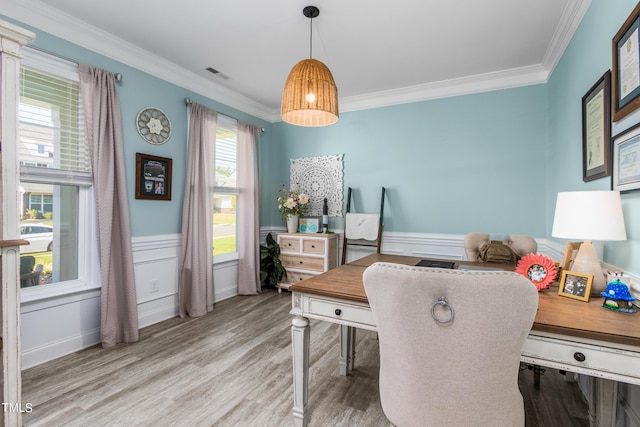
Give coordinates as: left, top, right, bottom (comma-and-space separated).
0, 1, 274, 122
337, 64, 549, 114
541, 0, 591, 76
1, 0, 589, 124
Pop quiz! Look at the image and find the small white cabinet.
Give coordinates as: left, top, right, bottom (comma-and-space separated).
277, 233, 338, 292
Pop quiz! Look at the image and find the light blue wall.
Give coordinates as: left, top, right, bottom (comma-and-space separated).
547, 0, 640, 276
1, 14, 270, 238
5, 1, 640, 276
263, 81, 549, 238
262, 0, 640, 277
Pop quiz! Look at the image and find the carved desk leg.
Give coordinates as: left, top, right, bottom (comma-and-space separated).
596, 378, 618, 427
291, 315, 310, 427
339, 324, 353, 376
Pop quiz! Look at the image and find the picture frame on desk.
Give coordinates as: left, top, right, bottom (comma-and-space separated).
581, 70, 611, 181
612, 122, 640, 191
558, 270, 593, 302
560, 242, 582, 273
612, 2, 640, 122
299, 217, 320, 233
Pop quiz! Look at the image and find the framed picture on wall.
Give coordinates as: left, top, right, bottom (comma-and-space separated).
582, 71, 611, 182
612, 2, 640, 122
135, 153, 172, 201
612, 122, 640, 191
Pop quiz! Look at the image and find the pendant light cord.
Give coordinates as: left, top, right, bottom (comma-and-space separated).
309, 15, 313, 59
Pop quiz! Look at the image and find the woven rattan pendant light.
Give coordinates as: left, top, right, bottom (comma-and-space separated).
281, 6, 339, 127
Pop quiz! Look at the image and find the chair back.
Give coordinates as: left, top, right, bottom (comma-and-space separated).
20, 256, 36, 275
363, 262, 538, 427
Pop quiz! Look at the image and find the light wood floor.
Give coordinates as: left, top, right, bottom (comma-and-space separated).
21, 290, 589, 426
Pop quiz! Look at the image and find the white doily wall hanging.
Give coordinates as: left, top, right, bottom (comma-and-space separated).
290, 154, 344, 217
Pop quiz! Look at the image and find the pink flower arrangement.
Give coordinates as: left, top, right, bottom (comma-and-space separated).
277, 187, 309, 222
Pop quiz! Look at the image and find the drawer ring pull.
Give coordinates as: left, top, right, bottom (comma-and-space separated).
431, 296, 454, 324
335, 309, 342, 316
573, 352, 586, 362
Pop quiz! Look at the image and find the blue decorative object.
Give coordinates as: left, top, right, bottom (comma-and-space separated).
601, 279, 636, 313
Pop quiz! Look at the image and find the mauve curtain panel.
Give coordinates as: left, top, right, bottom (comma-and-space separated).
180, 102, 216, 317
237, 121, 260, 295
79, 64, 139, 348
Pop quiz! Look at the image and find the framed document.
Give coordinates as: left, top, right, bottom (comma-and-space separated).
612, 122, 640, 192
612, 2, 640, 122
582, 71, 611, 181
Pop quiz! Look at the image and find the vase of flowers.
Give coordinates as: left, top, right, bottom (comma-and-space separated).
277, 187, 309, 233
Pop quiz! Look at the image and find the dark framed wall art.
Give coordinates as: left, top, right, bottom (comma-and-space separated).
612, 2, 640, 122
582, 70, 611, 181
135, 153, 172, 201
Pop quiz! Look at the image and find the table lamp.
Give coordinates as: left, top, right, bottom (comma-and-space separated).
551, 191, 627, 295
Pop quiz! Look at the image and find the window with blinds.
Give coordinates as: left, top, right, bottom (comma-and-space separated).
18, 48, 97, 292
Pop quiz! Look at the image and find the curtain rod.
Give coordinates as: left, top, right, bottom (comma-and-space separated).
25, 45, 123, 81
184, 98, 264, 132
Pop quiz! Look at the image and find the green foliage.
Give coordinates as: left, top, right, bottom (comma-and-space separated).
260, 233, 286, 288
44, 212, 53, 220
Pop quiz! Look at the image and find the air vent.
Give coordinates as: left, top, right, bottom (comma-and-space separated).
205, 67, 230, 80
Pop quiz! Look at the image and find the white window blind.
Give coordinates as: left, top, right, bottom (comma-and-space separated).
19, 52, 91, 182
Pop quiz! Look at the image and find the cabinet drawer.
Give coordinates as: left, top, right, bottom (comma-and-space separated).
279, 237, 300, 253
302, 239, 325, 254
281, 254, 325, 272
281, 270, 315, 285
307, 297, 375, 327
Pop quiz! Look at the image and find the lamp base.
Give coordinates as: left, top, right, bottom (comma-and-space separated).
571, 241, 606, 296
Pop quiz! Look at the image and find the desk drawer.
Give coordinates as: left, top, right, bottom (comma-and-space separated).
302, 239, 325, 254
307, 297, 375, 327
280, 237, 300, 253
523, 334, 640, 381
281, 255, 325, 272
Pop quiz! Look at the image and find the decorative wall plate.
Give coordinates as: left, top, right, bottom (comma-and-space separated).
136, 107, 172, 145
515, 253, 557, 291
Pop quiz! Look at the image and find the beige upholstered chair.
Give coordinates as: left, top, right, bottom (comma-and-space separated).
464, 233, 537, 261
363, 262, 538, 427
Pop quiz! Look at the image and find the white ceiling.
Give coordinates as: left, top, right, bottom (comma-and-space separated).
1, 0, 590, 122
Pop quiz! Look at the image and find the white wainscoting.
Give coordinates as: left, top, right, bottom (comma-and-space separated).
20, 233, 240, 369
133, 234, 181, 328
132, 233, 240, 326
19, 228, 639, 388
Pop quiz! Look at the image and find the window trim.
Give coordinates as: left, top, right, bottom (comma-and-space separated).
19, 48, 100, 302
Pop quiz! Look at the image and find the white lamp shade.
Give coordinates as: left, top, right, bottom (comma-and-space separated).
552, 191, 627, 241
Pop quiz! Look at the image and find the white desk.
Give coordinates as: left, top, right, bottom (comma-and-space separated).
289, 254, 640, 427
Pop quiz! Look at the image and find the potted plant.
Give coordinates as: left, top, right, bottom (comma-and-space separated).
260, 232, 287, 288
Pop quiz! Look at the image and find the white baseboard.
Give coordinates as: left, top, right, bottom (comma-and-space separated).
21, 328, 101, 370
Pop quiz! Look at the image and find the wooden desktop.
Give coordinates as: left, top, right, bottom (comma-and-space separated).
288, 253, 640, 427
